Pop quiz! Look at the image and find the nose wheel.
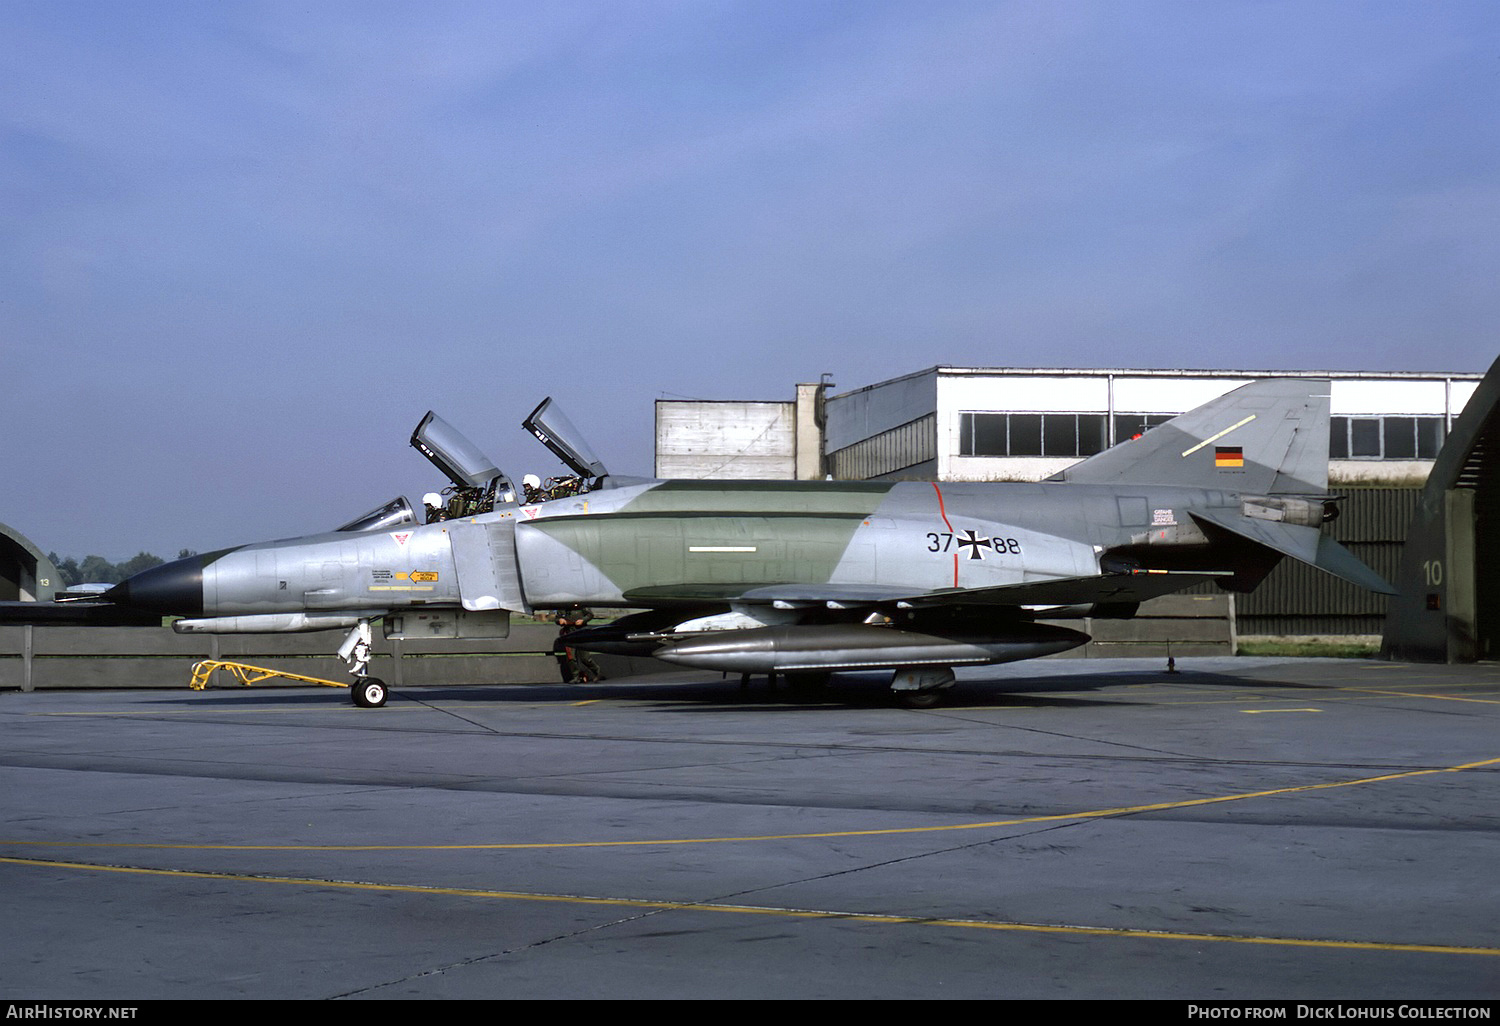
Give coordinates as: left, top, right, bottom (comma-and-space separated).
340, 620, 389, 708
352, 677, 388, 708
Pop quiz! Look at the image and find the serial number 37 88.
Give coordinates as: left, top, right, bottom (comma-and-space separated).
925, 532, 1022, 555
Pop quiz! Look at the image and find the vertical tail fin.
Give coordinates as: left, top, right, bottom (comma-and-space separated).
1051, 378, 1330, 494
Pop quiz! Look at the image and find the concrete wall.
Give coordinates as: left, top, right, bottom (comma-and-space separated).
0, 595, 1231, 694
655, 400, 797, 479
0, 620, 665, 692
1044, 594, 1233, 659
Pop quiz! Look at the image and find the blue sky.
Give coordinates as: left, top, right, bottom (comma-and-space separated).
2, 0, 1497, 560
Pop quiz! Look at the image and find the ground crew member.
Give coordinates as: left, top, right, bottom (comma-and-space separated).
553, 607, 604, 684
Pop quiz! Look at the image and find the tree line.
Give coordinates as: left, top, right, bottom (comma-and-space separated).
47, 550, 197, 587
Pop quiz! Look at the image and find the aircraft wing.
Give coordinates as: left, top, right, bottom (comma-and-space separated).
619, 572, 1227, 609
619, 583, 920, 606
899, 571, 1230, 608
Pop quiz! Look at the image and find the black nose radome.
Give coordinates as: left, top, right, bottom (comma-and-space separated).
107, 554, 211, 616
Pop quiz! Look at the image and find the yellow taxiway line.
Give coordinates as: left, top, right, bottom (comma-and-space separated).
4, 755, 1495, 853
1, 854, 1495, 959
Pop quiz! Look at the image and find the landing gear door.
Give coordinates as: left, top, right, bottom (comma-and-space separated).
523, 398, 608, 481
411, 411, 504, 490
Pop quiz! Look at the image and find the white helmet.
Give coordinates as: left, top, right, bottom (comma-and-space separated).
522, 474, 541, 490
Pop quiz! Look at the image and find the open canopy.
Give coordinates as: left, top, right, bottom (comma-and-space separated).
410, 411, 505, 491
523, 397, 608, 480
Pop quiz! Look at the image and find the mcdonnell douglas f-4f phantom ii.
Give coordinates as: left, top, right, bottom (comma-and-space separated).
99, 380, 1392, 708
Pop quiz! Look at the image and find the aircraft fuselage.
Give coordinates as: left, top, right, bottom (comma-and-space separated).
112, 477, 1246, 621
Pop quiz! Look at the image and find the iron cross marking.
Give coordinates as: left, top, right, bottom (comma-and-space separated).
956, 529, 993, 560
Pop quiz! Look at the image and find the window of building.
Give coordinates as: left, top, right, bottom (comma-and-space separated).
1417, 418, 1445, 458
960, 413, 1008, 457
1330, 416, 1445, 460
959, 413, 1108, 458
1111, 413, 1175, 442
1008, 414, 1042, 455
960, 411, 1447, 461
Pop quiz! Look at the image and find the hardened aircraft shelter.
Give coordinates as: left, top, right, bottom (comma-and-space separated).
1384, 353, 1500, 662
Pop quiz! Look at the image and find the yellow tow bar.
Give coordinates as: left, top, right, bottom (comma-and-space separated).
188, 660, 389, 707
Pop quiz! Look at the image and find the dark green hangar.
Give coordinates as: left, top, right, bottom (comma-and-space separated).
0, 521, 58, 604
1383, 353, 1500, 662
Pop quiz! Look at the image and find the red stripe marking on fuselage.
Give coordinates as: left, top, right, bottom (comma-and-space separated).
932, 482, 958, 587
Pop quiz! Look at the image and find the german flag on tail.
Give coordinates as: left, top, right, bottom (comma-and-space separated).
1215, 446, 1244, 468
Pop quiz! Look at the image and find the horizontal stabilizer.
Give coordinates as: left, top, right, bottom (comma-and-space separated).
1190, 509, 1395, 595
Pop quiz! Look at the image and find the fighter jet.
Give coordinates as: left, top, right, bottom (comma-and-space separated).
100, 380, 1392, 707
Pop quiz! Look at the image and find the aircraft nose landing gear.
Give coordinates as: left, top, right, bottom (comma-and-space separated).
340, 620, 390, 708
352, 676, 389, 708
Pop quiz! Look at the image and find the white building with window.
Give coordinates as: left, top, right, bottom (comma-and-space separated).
818, 367, 1478, 486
